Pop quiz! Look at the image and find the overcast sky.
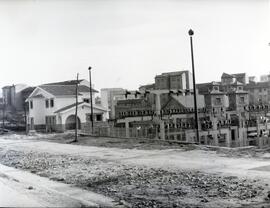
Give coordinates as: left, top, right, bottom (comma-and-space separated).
0, 0, 269, 91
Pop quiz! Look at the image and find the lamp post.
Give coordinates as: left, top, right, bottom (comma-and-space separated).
88, 66, 94, 134
188, 29, 200, 143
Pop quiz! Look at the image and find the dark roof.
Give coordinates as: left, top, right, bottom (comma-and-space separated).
39, 85, 98, 96
43, 80, 84, 86
245, 81, 270, 89
117, 99, 144, 105
42, 80, 98, 93
221, 73, 233, 78
232, 73, 246, 77
221, 72, 246, 79
139, 83, 155, 90
116, 99, 152, 108
54, 102, 84, 113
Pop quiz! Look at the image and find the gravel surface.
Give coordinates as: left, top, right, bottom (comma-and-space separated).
0, 147, 269, 208
36, 132, 198, 150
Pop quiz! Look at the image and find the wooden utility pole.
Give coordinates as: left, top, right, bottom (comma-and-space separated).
24, 102, 27, 134
74, 73, 79, 142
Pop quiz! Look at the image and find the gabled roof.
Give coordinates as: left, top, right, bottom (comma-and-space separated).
54, 102, 84, 113
221, 73, 233, 78
54, 102, 107, 114
232, 73, 246, 77
42, 80, 84, 86
39, 85, 97, 96
162, 96, 186, 110
42, 80, 98, 92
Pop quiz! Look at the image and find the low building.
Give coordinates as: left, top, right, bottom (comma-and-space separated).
100, 88, 127, 120
221, 72, 248, 86
245, 81, 270, 105
155, 70, 193, 90
26, 83, 107, 132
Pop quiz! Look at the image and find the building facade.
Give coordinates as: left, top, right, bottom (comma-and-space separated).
155, 71, 193, 90
26, 83, 107, 132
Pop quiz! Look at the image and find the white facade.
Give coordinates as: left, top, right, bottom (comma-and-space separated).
26, 86, 107, 131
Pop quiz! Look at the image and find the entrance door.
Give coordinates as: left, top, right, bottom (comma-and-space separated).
231, 129, 236, 141
30, 117, 34, 130
46, 116, 56, 132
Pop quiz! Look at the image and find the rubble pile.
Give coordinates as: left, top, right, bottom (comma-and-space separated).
88, 168, 267, 207
0, 148, 269, 207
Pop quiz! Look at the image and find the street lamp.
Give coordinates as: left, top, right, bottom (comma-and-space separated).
88, 66, 94, 134
188, 29, 200, 143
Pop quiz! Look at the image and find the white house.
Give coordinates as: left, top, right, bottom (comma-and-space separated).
26, 81, 107, 132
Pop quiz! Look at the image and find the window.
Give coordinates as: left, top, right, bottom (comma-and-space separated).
45, 99, 49, 108
30, 101, 33, 109
83, 98, 90, 103
215, 97, 221, 105
96, 114, 102, 121
86, 113, 93, 122
50, 99, 54, 107
240, 96, 245, 103
213, 86, 219, 91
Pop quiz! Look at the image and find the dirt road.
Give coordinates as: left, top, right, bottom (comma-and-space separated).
0, 134, 270, 207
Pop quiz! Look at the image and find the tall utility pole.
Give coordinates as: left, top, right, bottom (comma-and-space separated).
74, 73, 79, 142
88, 66, 94, 134
23, 102, 27, 134
188, 29, 200, 143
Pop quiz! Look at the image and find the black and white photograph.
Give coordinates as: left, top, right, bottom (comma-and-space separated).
0, 0, 270, 207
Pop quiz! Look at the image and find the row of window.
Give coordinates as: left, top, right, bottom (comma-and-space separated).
29, 99, 54, 109
45, 99, 54, 108
214, 96, 246, 105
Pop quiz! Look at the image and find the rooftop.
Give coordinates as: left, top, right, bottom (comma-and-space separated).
39, 85, 98, 96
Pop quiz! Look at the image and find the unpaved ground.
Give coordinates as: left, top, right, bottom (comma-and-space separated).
0, 134, 270, 207
38, 132, 198, 150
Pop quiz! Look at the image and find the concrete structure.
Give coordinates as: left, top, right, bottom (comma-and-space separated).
249, 76, 257, 83
245, 81, 270, 105
100, 88, 126, 120
221, 72, 248, 85
0, 84, 34, 128
260, 74, 270, 82
197, 81, 229, 114
227, 81, 249, 111
155, 70, 193, 90
2, 84, 29, 111
26, 84, 107, 132
92, 71, 270, 149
